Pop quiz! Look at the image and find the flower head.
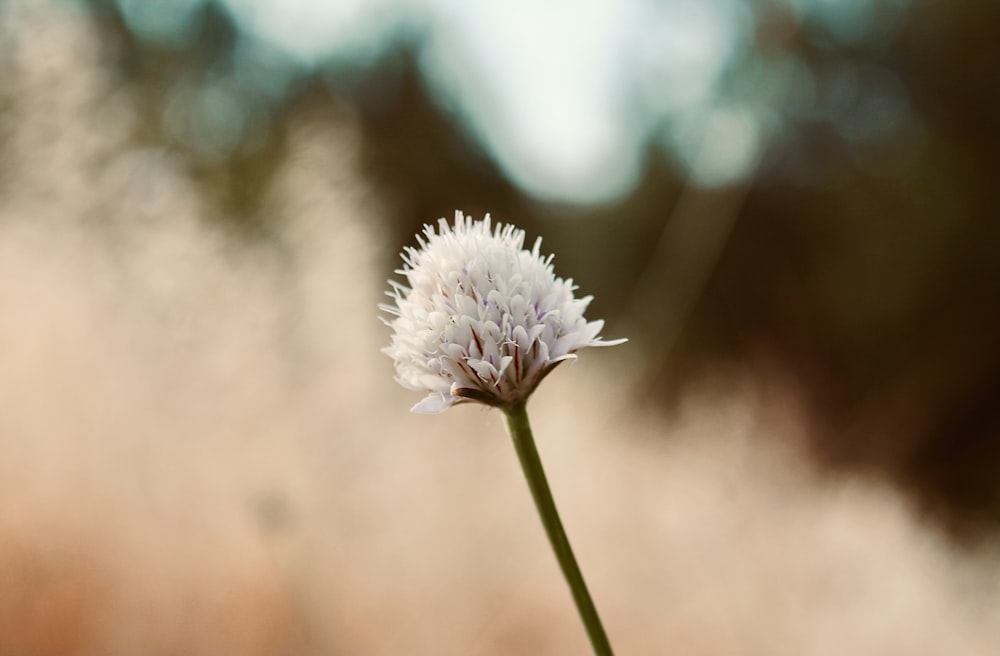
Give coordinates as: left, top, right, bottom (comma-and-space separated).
381, 211, 626, 413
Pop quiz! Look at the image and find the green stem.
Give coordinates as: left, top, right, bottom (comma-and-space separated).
502, 400, 614, 656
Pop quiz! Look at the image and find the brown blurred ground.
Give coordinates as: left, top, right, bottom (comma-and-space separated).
0, 2, 998, 655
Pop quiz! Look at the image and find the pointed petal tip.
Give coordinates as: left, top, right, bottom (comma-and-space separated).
410, 393, 457, 414
592, 337, 628, 347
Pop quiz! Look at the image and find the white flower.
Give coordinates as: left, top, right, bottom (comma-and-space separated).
381, 211, 627, 413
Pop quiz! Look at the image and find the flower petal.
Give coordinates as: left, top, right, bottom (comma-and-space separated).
410, 393, 458, 414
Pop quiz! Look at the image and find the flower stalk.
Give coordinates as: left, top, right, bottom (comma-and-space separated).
503, 400, 614, 656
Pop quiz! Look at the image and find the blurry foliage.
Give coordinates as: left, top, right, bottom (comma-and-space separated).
48, 0, 1000, 538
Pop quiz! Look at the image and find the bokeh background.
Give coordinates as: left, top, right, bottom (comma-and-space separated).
1, 0, 998, 654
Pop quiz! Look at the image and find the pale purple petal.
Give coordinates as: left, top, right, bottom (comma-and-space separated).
411, 393, 458, 414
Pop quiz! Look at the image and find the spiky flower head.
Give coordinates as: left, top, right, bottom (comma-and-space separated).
381, 211, 626, 413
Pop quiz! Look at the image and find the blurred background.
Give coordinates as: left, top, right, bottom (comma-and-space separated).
0, 0, 998, 654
